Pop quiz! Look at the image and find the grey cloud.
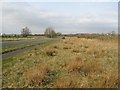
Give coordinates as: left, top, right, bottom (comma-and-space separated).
2, 2, 118, 34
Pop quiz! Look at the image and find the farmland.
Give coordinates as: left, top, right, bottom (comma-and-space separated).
0, 36, 37, 42
2, 35, 118, 88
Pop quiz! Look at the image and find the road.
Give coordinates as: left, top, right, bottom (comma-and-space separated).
1, 38, 61, 59
1, 38, 52, 48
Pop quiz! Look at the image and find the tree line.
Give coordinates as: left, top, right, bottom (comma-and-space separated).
2, 26, 62, 38
21, 26, 62, 38
1, 26, 117, 38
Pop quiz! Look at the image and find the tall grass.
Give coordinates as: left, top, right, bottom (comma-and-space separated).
26, 64, 51, 86
2, 36, 118, 88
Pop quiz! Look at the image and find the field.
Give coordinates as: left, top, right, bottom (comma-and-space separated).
0, 36, 47, 42
1, 37, 33, 42
2, 36, 118, 88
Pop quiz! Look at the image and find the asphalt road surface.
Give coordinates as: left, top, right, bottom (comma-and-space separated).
1, 38, 61, 59
1, 38, 52, 48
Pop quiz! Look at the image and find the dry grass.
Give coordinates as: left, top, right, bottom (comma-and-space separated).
54, 77, 75, 88
88, 69, 118, 88
72, 48, 81, 53
26, 64, 50, 86
66, 57, 84, 72
80, 60, 103, 76
53, 45, 59, 49
63, 46, 71, 49
3, 36, 118, 88
45, 49, 57, 56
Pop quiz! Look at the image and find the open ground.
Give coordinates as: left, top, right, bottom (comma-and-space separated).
2, 35, 118, 88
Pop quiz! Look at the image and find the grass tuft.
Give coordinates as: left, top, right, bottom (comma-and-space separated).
45, 49, 57, 56
26, 64, 50, 86
66, 57, 83, 72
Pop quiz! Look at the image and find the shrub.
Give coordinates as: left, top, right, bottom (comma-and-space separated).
53, 45, 58, 49
84, 45, 89, 48
46, 49, 57, 56
34, 48, 38, 50
28, 53, 35, 57
72, 48, 80, 53
63, 46, 71, 49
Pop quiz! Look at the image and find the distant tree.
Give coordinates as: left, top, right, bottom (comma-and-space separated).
21, 27, 31, 37
111, 31, 116, 35
44, 27, 56, 38
56, 32, 62, 36
2, 33, 6, 38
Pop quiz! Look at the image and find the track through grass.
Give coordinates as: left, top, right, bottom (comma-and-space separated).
2, 37, 118, 88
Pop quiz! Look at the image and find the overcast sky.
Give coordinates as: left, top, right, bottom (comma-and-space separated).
2, 1, 118, 34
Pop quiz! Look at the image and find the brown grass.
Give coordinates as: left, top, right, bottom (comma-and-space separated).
72, 48, 81, 53
26, 64, 50, 86
80, 60, 103, 76
3, 36, 118, 88
88, 70, 118, 88
54, 78, 74, 88
63, 46, 71, 49
45, 49, 57, 56
53, 45, 59, 49
66, 57, 84, 72
54, 75, 78, 88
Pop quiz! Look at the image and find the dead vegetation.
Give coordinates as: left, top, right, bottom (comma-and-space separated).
26, 64, 50, 86
3, 36, 118, 88
45, 49, 57, 56
66, 57, 84, 72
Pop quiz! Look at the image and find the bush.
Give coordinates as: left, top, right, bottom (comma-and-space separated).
46, 49, 57, 56
63, 46, 71, 49
53, 45, 59, 49
72, 48, 80, 53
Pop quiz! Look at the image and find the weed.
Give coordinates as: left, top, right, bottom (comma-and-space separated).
88, 70, 118, 88
45, 49, 57, 56
54, 76, 76, 88
72, 48, 80, 53
63, 46, 71, 49
26, 64, 50, 86
53, 45, 58, 49
3, 37, 118, 88
66, 57, 83, 72
34, 48, 38, 50
79, 60, 103, 76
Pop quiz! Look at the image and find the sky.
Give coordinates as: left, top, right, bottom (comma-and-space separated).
2, 1, 118, 34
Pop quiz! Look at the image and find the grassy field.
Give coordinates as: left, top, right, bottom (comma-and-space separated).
1, 36, 47, 42
1, 37, 34, 42
2, 36, 118, 88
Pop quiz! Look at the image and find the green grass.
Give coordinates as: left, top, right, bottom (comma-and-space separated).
2, 40, 60, 65
2, 39, 59, 54
1, 36, 48, 42
1, 37, 35, 42
2, 44, 34, 54
2, 42, 47, 54
2, 37, 118, 88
